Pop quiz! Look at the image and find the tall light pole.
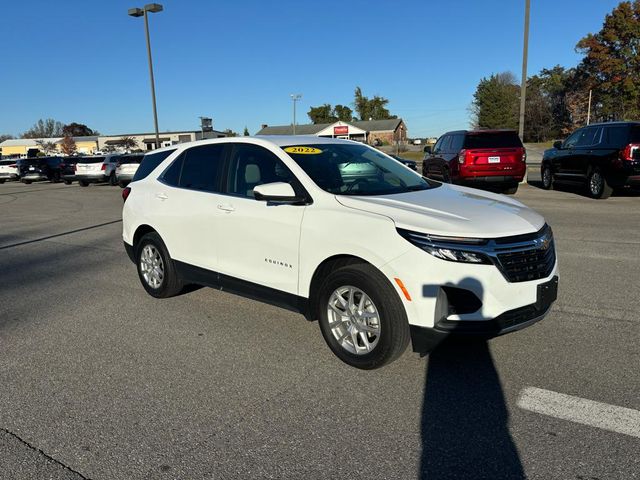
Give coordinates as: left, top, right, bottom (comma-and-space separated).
128, 3, 164, 150
518, 0, 531, 141
290, 94, 302, 135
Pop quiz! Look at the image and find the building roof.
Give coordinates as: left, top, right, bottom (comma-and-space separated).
256, 118, 404, 136
0, 136, 99, 147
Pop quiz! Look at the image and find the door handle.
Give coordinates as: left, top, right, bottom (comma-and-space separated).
155, 193, 168, 200
217, 204, 235, 212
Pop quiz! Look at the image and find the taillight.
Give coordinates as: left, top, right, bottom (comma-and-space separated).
621, 144, 640, 161
457, 149, 467, 164
122, 186, 131, 202
101, 163, 106, 171
521, 148, 527, 163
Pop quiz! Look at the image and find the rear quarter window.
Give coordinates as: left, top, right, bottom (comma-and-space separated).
133, 149, 176, 182
602, 126, 629, 147
464, 132, 523, 149
629, 126, 640, 143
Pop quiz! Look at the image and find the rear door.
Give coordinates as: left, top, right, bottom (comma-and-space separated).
554, 129, 582, 178
150, 144, 227, 273
570, 126, 603, 177
216, 142, 306, 294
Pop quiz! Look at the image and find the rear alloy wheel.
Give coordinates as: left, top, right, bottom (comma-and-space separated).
318, 264, 409, 369
587, 167, 612, 199
78, 180, 89, 187
136, 232, 183, 298
541, 165, 554, 190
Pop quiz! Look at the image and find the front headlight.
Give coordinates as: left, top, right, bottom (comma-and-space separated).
397, 228, 492, 264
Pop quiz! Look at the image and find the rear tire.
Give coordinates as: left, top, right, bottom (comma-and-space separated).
135, 232, 183, 298
64, 180, 72, 185
317, 264, 410, 369
109, 172, 117, 186
0, 179, 5, 184
441, 167, 451, 183
119, 181, 128, 188
78, 180, 89, 187
541, 164, 554, 190
587, 167, 612, 199
23, 180, 32, 184
502, 185, 518, 195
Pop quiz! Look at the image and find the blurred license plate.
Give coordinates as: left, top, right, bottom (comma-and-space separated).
29, 167, 35, 170
488, 156, 500, 163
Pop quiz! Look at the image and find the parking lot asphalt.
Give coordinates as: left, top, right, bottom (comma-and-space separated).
0, 181, 639, 480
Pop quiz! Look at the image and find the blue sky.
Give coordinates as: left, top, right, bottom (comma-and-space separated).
0, 0, 621, 138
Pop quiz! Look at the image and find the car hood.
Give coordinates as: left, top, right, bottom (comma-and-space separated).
335, 184, 545, 238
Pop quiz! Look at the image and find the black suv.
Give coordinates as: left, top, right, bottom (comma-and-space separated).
19, 157, 64, 184
541, 121, 640, 199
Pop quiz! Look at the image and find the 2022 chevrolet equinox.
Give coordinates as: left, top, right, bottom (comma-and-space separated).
122, 137, 558, 369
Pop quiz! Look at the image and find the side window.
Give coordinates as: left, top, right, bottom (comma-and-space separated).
432, 137, 444, 154
575, 127, 601, 147
179, 144, 226, 192
436, 135, 451, 154
160, 153, 184, 187
449, 134, 464, 152
563, 130, 582, 149
604, 126, 629, 147
226, 144, 294, 199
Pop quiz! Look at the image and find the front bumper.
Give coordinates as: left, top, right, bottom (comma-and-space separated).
409, 276, 558, 353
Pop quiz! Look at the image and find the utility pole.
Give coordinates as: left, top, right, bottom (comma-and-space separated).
587, 89, 592, 125
290, 94, 302, 135
518, 0, 531, 141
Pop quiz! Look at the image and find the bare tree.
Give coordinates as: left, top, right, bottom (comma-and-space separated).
23, 118, 64, 139
35, 139, 58, 155
60, 136, 77, 156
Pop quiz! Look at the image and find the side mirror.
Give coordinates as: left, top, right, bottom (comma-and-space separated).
553, 140, 563, 150
253, 182, 302, 203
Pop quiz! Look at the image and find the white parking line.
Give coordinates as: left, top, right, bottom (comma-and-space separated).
517, 387, 640, 439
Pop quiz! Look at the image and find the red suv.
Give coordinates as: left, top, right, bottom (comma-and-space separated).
422, 130, 526, 194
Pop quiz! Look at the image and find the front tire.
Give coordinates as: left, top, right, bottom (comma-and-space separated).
136, 232, 183, 298
587, 167, 612, 199
317, 264, 410, 369
541, 164, 554, 190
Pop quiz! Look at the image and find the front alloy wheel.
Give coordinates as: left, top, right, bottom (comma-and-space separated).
327, 286, 381, 355
541, 165, 553, 190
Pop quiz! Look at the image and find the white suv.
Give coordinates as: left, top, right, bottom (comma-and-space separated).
75, 154, 121, 187
122, 137, 558, 369
0, 159, 19, 183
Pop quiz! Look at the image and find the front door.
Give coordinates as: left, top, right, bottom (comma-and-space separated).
216, 143, 306, 295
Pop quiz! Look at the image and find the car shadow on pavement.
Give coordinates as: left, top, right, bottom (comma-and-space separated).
419, 280, 524, 479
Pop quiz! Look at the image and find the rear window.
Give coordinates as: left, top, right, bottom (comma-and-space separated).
78, 156, 105, 164
630, 126, 640, 143
119, 155, 144, 165
133, 149, 176, 182
464, 132, 523, 149
0, 160, 15, 165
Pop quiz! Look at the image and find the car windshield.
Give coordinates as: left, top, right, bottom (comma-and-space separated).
282, 143, 438, 196
464, 132, 522, 149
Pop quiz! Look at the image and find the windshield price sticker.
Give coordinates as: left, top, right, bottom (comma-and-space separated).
284, 146, 322, 154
